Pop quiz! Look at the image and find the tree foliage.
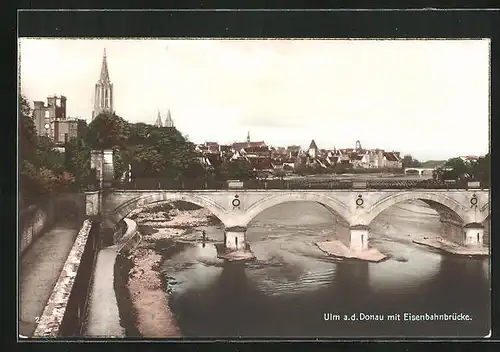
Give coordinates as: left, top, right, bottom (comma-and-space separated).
20, 115, 38, 164
440, 154, 490, 187
402, 155, 422, 168
220, 159, 256, 181
19, 94, 32, 116
86, 112, 130, 149
474, 153, 490, 187
19, 94, 79, 202
65, 137, 92, 185
18, 93, 260, 200
117, 124, 207, 181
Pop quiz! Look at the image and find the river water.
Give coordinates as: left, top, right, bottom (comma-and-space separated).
157, 200, 490, 338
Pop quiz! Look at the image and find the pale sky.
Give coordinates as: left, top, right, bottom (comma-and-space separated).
19, 38, 490, 161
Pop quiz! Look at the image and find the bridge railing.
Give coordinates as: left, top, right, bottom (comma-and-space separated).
108, 178, 483, 190
111, 179, 230, 190
365, 180, 467, 189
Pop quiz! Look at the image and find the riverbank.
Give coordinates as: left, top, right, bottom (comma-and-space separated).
122, 207, 214, 337
413, 237, 489, 256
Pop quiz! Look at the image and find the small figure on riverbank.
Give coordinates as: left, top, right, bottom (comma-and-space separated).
202, 230, 207, 248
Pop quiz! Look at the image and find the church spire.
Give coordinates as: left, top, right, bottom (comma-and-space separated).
92, 48, 114, 120
164, 109, 174, 128
247, 131, 250, 143
99, 48, 110, 82
154, 110, 163, 127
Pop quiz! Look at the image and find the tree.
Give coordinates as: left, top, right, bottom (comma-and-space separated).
443, 157, 471, 181
172, 143, 205, 180
35, 136, 65, 173
274, 168, 286, 180
473, 153, 490, 187
65, 138, 92, 186
128, 122, 155, 146
128, 144, 167, 178
20, 115, 38, 165
19, 93, 32, 116
19, 94, 81, 201
112, 147, 128, 180
86, 112, 131, 149
402, 154, 422, 168
19, 94, 38, 167
220, 159, 256, 181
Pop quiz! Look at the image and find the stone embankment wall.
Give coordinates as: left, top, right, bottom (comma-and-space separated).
112, 218, 140, 253
19, 203, 55, 255
33, 219, 99, 337
33, 217, 139, 338
19, 193, 86, 255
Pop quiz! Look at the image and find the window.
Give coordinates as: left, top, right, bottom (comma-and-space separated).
44, 111, 49, 118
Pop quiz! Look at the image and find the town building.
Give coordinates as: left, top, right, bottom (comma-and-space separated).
92, 49, 114, 120
52, 119, 86, 146
32, 95, 85, 146
32, 94, 66, 138
307, 139, 319, 160
383, 152, 403, 168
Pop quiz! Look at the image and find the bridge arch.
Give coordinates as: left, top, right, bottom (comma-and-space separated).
238, 192, 350, 228
405, 168, 420, 175
364, 191, 470, 226
105, 192, 229, 228
478, 201, 490, 223
404, 167, 434, 176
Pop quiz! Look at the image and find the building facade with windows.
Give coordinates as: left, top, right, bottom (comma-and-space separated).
32, 95, 85, 146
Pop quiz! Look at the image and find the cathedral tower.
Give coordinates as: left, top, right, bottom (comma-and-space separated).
154, 110, 163, 127
92, 49, 114, 120
164, 109, 174, 128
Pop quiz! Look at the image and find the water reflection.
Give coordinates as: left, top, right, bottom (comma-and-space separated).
368, 245, 442, 295
159, 201, 490, 337
162, 243, 223, 296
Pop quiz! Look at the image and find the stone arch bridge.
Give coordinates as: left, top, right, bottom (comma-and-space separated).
404, 167, 436, 176
85, 189, 489, 252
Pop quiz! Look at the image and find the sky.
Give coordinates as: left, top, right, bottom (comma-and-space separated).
19, 38, 490, 161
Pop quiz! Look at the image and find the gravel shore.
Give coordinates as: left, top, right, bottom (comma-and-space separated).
123, 207, 213, 337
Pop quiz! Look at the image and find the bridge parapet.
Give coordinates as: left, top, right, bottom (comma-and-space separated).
97, 189, 489, 230
110, 178, 488, 191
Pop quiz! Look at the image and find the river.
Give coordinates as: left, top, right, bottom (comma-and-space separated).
141, 200, 490, 338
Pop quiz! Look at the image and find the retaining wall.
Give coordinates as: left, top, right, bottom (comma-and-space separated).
33, 217, 139, 338
19, 203, 54, 255
19, 193, 86, 256
112, 218, 139, 253
33, 219, 99, 337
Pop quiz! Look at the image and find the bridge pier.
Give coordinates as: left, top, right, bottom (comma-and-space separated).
224, 227, 247, 251
349, 225, 370, 252
463, 223, 484, 247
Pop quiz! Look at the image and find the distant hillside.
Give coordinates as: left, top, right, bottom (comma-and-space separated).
421, 160, 447, 168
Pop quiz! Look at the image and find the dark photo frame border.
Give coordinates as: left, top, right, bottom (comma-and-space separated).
10, 8, 500, 352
